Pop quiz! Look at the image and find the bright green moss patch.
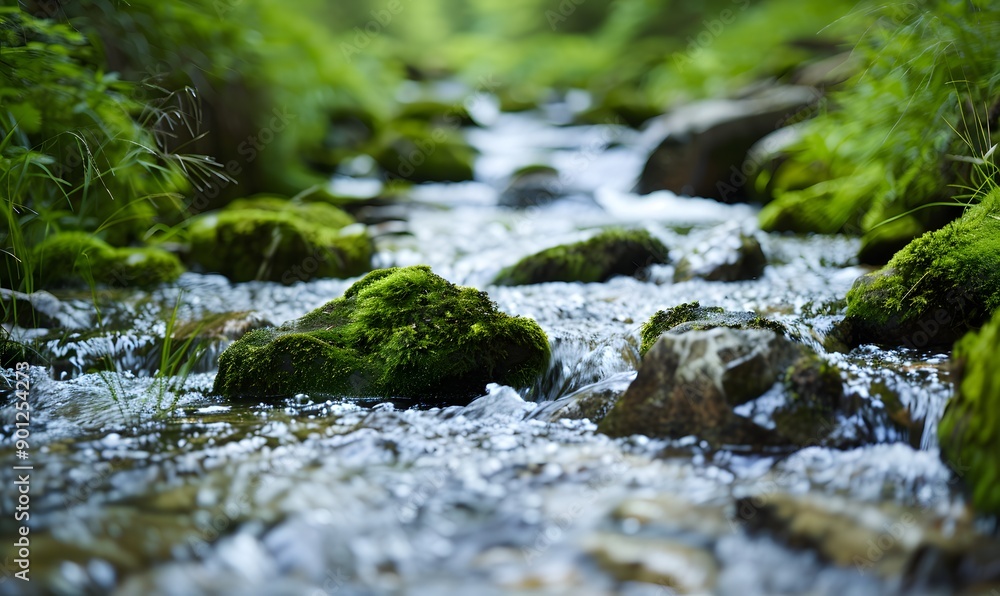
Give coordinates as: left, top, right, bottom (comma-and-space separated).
639, 301, 786, 357
939, 307, 1000, 514
845, 189, 1000, 347
226, 196, 357, 229
494, 229, 669, 286
214, 266, 551, 402
188, 198, 371, 284
32, 232, 184, 288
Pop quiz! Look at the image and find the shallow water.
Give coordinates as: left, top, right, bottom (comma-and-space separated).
0, 108, 987, 595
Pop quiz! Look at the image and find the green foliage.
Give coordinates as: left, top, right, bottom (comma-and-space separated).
764, 0, 1000, 240
494, 228, 669, 286
845, 187, 1000, 346
69, 0, 397, 199
939, 305, 1000, 514
0, 8, 215, 290
213, 265, 552, 401
98, 291, 210, 421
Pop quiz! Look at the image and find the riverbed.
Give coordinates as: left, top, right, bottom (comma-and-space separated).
0, 105, 987, 595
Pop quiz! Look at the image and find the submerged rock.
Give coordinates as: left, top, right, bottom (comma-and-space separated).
673, 229, 767, 283
844, 189, 1000, 347
214, 266, 551, 402
938, 307, 1000, 515
638, 86, 819, 201
32, 232, 183, 288
188, 196, 371, 284
528, 372, 634, 424
494, 228, 669, 286
638, 302, 786, 357
733, 493, 992, 585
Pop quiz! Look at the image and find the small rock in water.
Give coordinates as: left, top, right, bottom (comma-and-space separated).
673, 226, 767, 283
494, 228, 669, 285
599, 327, 805, 447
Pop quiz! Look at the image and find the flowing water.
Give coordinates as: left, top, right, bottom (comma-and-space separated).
0, 103, 990, 595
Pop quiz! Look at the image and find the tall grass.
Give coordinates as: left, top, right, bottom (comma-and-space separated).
765, 0, 1000, 237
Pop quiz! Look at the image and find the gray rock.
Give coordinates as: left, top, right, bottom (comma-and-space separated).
599, 327, 806, 446
498, 166, 565, 208
637, 86, 820, 201
529, 372, 634, 423
674, 227, 767, 282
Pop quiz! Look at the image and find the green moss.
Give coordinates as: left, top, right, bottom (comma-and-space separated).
639, 302, 787, 357
772, 353, 843, 446
374, 120, 475, 183
845, 189, 1000, 346
188, 200, 371, 284
939, 306, 1000, 514
32, 232, 183, 288
759, 180, 870, 234
494, 228, 669, 286
396, 101, 476, 128
213, 265, 551, 402
226, 196, 356, 229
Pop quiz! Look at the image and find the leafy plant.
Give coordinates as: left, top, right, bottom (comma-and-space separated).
764, 0, 1000, 239
97, 292, 209, 422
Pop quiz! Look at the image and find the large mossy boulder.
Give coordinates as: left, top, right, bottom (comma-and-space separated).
844, 190, 1000, 347
32, 232, 183, 288
938, 307, 1000, 515
494, 229, 669, 286
213, 266, 551, 402
188, 196, 371, 284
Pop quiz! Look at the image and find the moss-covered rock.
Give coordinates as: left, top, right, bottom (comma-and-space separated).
494, 229, 669, 286
639, 302, 787, 357
575, 90, 662, 128
771, 353, 845, 447
32, 232, 184, 288
938, 307, 1000, 514
374, 121, 475, 183
498, 165, 564, 208
188, 198, 371, 284
598, 327, 804, 446
396, 101, 476, 128
226, 196, 357, 229
844, 190, 1000, 347
213, 266, 551, 402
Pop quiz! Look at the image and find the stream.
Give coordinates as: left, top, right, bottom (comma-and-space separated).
0, 102, 990, 595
